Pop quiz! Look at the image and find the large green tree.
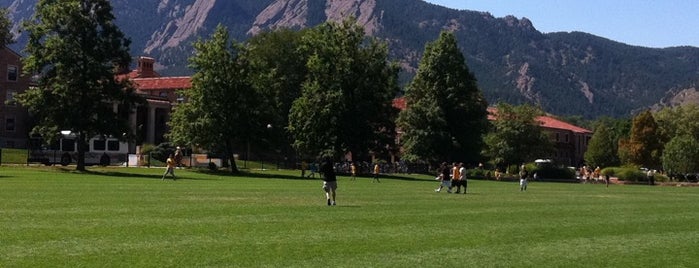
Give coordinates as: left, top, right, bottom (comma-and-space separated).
618, 110, 662, 168
288, 19, 400, 160
654, 104, 699, 143
483, 103, 553, 168
245, 29, 308, 160
167, 25, 259, 173
662, 135, 699, 179
397, 31, 489, 164
0, 8, 14, 46
17, 0, 139, 171
584, 123, 620, 168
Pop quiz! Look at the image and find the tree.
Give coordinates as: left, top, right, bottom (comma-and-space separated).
288, 19, 400, 160
0, 8, 14, 46
661, 135, 699, 179
167, 24, 259, 173
245, 29, 308, 161
397, 31, 489, 164
654, 104, 699, 144
618, 110, 662, 168
584, 123, 619, 168
483, 103, 553, 169
17, 0, 139, 171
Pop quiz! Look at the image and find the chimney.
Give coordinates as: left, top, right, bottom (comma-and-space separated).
137, 56, 157, 78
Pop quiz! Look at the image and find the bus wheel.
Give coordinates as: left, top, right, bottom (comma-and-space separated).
100, 154, 110, 166
60, 154, 71, 166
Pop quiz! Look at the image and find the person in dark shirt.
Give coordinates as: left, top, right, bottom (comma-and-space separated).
321, 157, 337, 206
435, 162, 452, 193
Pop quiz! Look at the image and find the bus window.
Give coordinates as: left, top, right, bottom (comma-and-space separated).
107, 140, 120, 151
93, 139, 106, 151
61, 139, 75, 152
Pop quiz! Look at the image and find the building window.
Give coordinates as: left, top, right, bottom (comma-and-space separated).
565, 134, 569, 143
5, 117, 15, 132
93, 139, 106, 151
176, 93, 185, 103
6, 90, 16, 106
555, 133, 560, 142
107, 140, 120, 151
7, 65, 18, 81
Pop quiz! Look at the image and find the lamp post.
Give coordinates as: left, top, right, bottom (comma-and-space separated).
261, 123, 272, 171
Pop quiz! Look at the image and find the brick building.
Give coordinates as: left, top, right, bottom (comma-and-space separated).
0, 46, 31, 148
118, 56, 191, 150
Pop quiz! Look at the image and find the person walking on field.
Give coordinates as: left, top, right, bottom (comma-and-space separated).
321, 157, 338, 206
454, 162, 467, 194
373, 162, 381, 183
435, 162, 452, 193
449, 162, 461, 193
162, 154, 176, 180
519, 166, 528, 191
350, 162, 357, 181
301, 160, 308, 178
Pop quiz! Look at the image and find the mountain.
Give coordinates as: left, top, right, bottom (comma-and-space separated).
3, 0, 698, 119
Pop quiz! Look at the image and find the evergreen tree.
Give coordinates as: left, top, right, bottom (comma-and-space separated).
288, 19, 400, 160
584, 123, 619, 168
397, 31, 489, 164
167, 25, 258, 173
17, 0, 140, 171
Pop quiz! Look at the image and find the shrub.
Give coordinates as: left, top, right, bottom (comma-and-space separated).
613, 167, 647, 182
151, 142, 176, 162
531, 165, 575, 181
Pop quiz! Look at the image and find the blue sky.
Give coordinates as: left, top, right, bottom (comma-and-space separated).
424, 0, 698, 48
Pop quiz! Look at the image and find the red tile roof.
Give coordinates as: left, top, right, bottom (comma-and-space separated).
487, 107, 591, 134
392, 97, 406, 110
398, 104, 590, 134
132, 77, 191, 91
537, 116, 592, 134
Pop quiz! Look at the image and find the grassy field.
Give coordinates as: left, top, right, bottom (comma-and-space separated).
1, 166, 697, 267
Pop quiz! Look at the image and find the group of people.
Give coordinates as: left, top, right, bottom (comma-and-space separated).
434, 162, 467, 194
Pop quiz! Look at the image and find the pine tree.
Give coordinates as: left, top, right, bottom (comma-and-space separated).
397, 31, 489, 164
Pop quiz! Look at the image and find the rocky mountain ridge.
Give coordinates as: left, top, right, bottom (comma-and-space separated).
2, 0, 698, 119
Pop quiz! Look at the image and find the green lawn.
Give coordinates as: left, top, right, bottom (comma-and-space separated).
1, 166, 697, 267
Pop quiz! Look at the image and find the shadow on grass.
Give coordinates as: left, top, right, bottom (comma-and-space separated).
194, 169, 435, 183
45, 167, 215, 181
33, 166, 434, 183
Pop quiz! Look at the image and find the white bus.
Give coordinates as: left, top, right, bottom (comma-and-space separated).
28, 135, 129, 166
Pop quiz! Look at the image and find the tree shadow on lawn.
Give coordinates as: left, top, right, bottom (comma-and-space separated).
48, 167, 215, 181
47, 166, 435, 183
193, 169, 436, 183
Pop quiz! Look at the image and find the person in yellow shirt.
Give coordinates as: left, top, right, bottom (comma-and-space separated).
162, 153, 176, 180
373, 162, 381, 183
450, 162, 461, 193
350, 162, 357, 181
301, 161, 308, 178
